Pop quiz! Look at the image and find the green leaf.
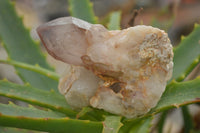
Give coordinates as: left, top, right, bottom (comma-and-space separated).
76, 107, 93, 119
0, 103, 103, 133
108, 11, 121, 30
119, 118, 152, 133
78, 107, 108, 122
76, 107, 105, 121
0, 103, 65, 118
129, 118, 152, 133
69, 0, 97, 23
0, 0, 58, 91
157, 111, 168, 133
103, 116, 122, 133
0, 127, 40, 133
182, 106, 194, 133
172, 24, 200, 81
154, 77, 200, 112
0, 80, 76, 117
0, 59, 59, 81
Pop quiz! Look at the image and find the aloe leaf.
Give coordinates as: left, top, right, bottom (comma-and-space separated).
76, 107, 110, 122
154, 77, 200, 112
0, 103, 65, 118
76, 107, 93, 119
0, 80, 76, 117
119, 117, 152, 133
108, 11, 121, 30
0, 59, 59, 81
102, 116, 122, 133
0, 0, 58, 91
172, 24, 200, 81
0, 127, 40, 133
69, 0, 97, 23
0, 116, 103, 133
157, 111, 168, 133
128, 117, 152, 133
0, 103, 103, 133
76, 107, 106, 121
182, 106, 194, 133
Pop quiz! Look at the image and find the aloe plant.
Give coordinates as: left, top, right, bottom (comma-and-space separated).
0, 0, 200, 132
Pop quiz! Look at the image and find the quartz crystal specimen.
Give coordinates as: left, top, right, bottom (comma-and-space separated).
37, 17, 173, 118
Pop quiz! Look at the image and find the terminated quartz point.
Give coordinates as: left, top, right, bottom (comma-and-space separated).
37, 17, 173, 118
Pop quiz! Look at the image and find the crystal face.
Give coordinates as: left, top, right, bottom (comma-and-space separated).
37, 17, 173, 118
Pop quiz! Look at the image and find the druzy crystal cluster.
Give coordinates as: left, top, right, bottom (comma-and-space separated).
37, 17, 173, 118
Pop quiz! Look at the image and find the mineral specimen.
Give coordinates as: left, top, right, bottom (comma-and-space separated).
37, 17, 173, 118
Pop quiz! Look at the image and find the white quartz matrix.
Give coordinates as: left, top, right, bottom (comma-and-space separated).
37, 17, 173, 118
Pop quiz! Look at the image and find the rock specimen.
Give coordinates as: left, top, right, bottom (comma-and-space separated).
37, 17, 173, 118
